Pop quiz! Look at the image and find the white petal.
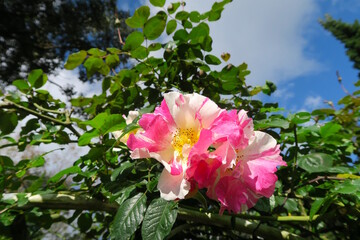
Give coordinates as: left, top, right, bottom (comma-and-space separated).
164, 92, 221, 129
125, 111, 140, 124
157, 169, 190, 200
243, 131, 278, 160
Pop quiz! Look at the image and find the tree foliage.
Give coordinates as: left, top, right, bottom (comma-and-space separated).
0, 1, 359, 239
320, 15, 360, 77
0, 0, 131, 84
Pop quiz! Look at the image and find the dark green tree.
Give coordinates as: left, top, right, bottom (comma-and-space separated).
320, 15, 360, 77
0, 0, 131, 84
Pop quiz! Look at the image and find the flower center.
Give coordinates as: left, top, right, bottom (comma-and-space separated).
172, 128, 199, 155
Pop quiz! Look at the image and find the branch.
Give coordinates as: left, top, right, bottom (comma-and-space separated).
2, 192, 118, 213
1, 99, 81, 138
2, 192, 306, 240
177, 208, 304, 240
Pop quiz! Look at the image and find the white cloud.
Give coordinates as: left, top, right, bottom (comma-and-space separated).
304, 95, 323, 109
44, 68, 102, 103
146, 0, 322, 85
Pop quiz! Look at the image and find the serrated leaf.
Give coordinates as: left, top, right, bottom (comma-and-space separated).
110, 193, 147, 240
126, 6, 150, 28
298, 153, 333, 173
141, 198, 177, 240
166, 19, 177, 35
64, 50, 87, 70
144, 15, 167, 40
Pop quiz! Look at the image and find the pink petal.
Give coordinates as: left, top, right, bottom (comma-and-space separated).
157, 169, 190, 200
214, 176, 260, 213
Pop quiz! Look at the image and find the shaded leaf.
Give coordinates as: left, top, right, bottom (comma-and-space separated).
110, 193, 147, 240
298, 153, 333, 173
141, 198, 177, 240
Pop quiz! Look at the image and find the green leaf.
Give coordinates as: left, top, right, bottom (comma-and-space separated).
17, 193, 29, 207
144, 15, 167, 40
332, 179, 360, 194
29, 156, 45, 168
105, 54, 120, 68
150, 0, 165, 7
148, 43, 162, 52
111, 161, 136, 181
166, 19, 177, 35
290, 112, 311, 124
78, 129, 100, 146
175, 11, 189, 21
110, 193, 147, 240
298, 153, 333, 173
205, 54, 221, 65
48, 166, 81, 182
88, 48, 107, 57
255, 118, 289, 130
123, 31, 145, 51
141, 198, 177, 240
64, 50, 87, 70
83, 57, 106, 78
78, 213, 93, 233
189, 22, 210, 45
0, 111, 18, 135
107, 48, 122, 54
131, 46, 148, 59
167, 2, 180, 14
28, 69, 47, 88
262, 81, 277, 96
309, 198, 325, 220
320, 122, 342, 138
126, 6, 150, 28
189, 11, 201, 23
13, 79, 29, 93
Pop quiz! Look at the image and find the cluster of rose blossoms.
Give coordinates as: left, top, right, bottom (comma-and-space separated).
120, 92, 286, 213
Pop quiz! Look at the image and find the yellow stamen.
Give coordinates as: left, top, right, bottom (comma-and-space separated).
172, 128, 199, 157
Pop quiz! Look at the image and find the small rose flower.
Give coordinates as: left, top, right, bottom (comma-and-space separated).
127, 92, 222, 200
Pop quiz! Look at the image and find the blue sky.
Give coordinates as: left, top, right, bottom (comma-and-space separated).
116, 0, 360, 113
